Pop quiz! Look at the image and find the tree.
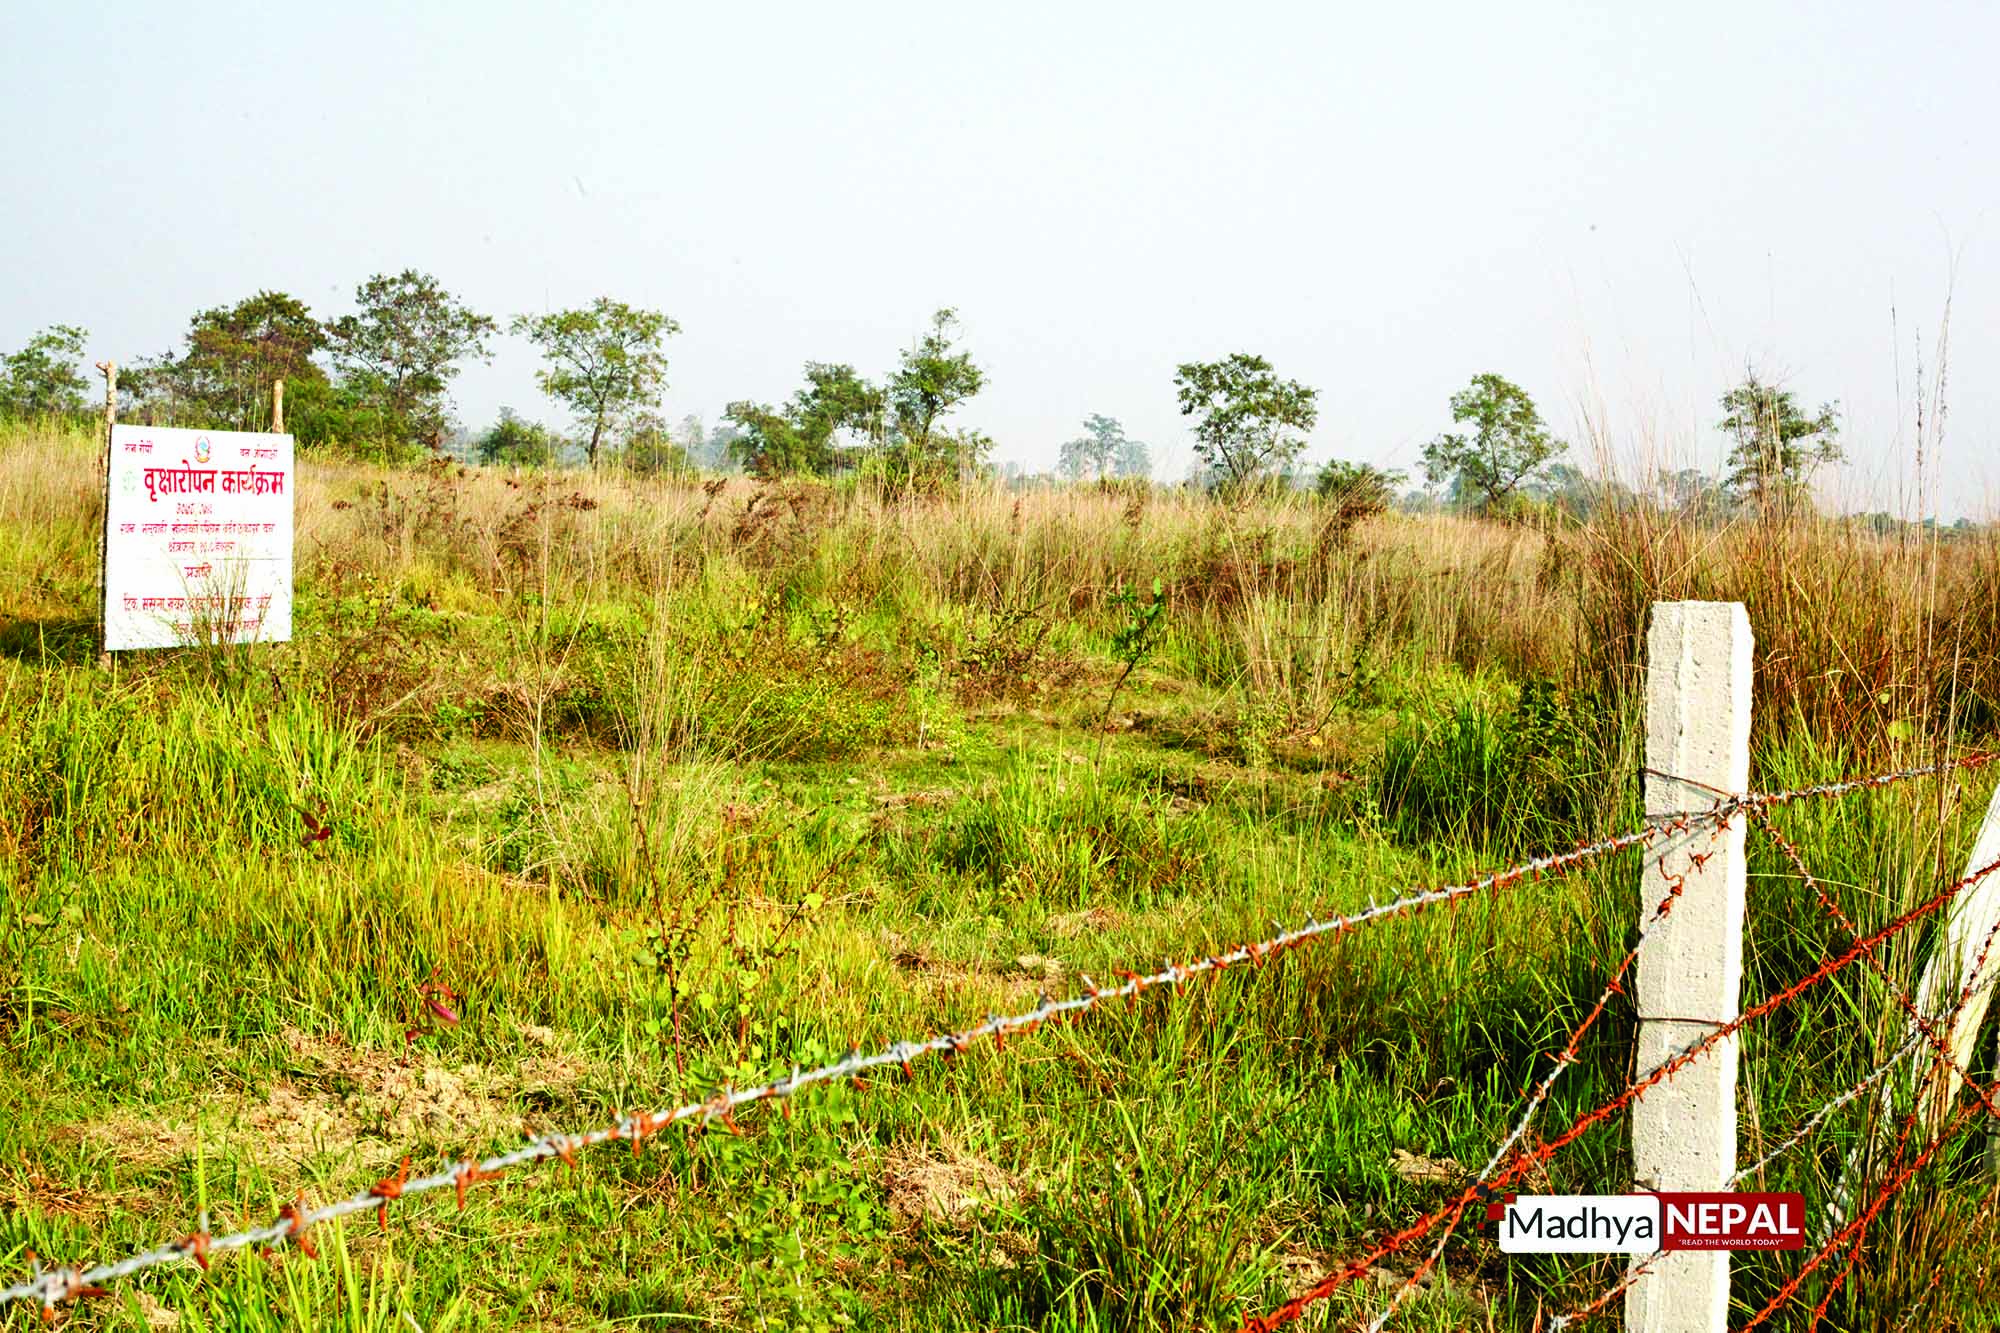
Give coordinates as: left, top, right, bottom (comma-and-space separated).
1717, 372, 1840, 514
513, 298, 677, 467
129, 291, 330, 433
327, 271, 495, 454
729, 361, 890, 477
1420, 373, 1564, 512
1059, 414, 1146, 483
696, 418, 745, 474
1314, 459, 1404, 507
1655, 467, 1726, 517
619, 409, 691, 477
1314, 459, 1404, 541
0, 324, 91, 420
1113, 435, 1151, 480
884, 309, 985, 488
476, 408, 563, 467
723, 400, 815, 476
1173, 353, 1319, 493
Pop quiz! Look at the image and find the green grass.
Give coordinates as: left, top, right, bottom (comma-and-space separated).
3, 423, 1998, 1329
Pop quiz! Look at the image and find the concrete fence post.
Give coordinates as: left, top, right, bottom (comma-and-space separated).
1628, 602, 1752, 1333
1826, 777, 2000, 1230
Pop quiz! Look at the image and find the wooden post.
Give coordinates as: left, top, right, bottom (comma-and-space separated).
272, 378, 284, 434
1629, 601, 1752, 1333
95, 360, 117, 665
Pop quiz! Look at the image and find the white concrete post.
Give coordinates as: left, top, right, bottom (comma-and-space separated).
1912, 781, 2000, 1130
1827, 777, 2000, 1229
1628, 602, 1752, 1333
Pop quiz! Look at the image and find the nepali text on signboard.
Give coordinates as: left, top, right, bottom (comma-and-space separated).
103, 426, 294, 651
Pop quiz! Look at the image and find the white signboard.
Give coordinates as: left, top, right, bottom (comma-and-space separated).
103, 425, 294, 650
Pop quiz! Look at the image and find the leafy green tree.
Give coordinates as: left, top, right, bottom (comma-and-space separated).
728, 362, 888, 477
1314, 459, 1404, 541
884, 309, 985, 488
130, 291, 330, 432
476, 408, 563, 467
513, 298, 677, 467
1314, 459, 1404, 507
1718, 372, 1840, 513
619, 409, 690, 477
723, 400, 815, 476
1059, 414, 1146, 482
327, 271, 495, 454
0, 324, 91, 420
1420, 373, 1564, 512
1172, 353, 1319, 493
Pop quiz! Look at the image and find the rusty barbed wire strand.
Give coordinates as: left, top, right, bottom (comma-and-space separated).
1362, 822, 1730, 1332
0, 807, 1687, 1316
1542, 814, 2000, 1331
1239, 758, 2000, 1332
1362, 754, 2000, 1333
1650, 749, 1999, 817
1754, 809, 2000, 1148
1737, 1087, 1991, 1331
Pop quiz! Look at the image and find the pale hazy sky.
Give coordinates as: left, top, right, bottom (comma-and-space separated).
4, 2, 1995, 514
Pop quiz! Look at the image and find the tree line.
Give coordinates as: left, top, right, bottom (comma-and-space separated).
2, 283, 1845, 515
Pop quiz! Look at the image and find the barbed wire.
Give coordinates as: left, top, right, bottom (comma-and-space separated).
0, 800, 1688, 1315
9, 750, 1995, 1320
1737, 1085, 1991, 1331
1538, 1000, 1985, 1330
1238, 751, 2000, 1332
1539, 812, 2000, 1331
1361, 820, 1733, 1332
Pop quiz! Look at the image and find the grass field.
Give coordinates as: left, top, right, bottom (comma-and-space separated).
3, 421, 1998, 1330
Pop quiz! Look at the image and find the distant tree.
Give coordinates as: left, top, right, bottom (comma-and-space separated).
1114, 435, 1151, 480
1173, 353, 1319, 494
730, 361, 889, 477
884, 309, 985, 488
1058, 414, 1122, 481
1058, 413, 1149, 483
1656, 467, 1727, 516
1313, 459, 1404, 540
798, 361, 887, 452
476, 408, 563, 467
513, 298, 677, 467
723, 400, 814, 476
1525, 461, 1635, 523
1717, 372, 1840, 514
1420, 373, 1564, 513
326, 270, 495, 454
1314, 459, 1404, 507
700, 419, 746, 473
129, 291, 330, 433
619, 409, 690, 477
0, 324, 91, 420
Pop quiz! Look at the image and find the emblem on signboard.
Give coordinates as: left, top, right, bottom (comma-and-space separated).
194, 437, 212, 464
